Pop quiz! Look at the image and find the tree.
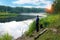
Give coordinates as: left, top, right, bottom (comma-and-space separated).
53, 0, 60, 13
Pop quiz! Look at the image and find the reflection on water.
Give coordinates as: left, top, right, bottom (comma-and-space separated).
0, 15, 36, 23
0, 13, 47, 22
0, 19, 33, 39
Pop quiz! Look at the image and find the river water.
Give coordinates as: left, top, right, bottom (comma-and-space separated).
0, 13, 47, 39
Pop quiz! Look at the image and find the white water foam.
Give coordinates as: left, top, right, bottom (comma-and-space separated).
0, 19, 33, 39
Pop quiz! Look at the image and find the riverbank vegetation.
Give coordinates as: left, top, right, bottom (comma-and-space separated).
0, 12, 18, 18
25, 0, 60, 40
0, 33, 13, 40
26, 13, 60, 36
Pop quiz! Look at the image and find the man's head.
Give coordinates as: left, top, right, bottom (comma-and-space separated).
37, 15, 39, 17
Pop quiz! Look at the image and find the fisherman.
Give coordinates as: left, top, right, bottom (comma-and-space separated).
36, 15, 39, 32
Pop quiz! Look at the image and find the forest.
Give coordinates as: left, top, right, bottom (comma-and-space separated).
0, 5, 45, 13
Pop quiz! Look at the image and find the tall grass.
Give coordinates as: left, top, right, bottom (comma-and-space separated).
25, 21, 36, 36
40, 14, 60, 28
0, 33, 13, 40
37, 29, 60, 40
26, 13, 60, 36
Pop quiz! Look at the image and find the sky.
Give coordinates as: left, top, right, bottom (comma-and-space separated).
0, 0, 54, 8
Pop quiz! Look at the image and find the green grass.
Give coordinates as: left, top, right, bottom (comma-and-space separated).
37, 14, 60, 40
37, 29, 60, 40
40, 14, 60, 28
0, 33, 13, 40
0, 12, 18, 18
26, 13, 60, 40
25, 21, 36, 36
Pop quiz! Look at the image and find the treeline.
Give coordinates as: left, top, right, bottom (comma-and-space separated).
52, 0, 60, 13
0, 5, 45, 13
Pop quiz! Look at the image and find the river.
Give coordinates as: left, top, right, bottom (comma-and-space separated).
0, 13, 47, 39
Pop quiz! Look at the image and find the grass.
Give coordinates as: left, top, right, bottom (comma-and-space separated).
0, 12, 18, 18
37, 14, 60, 40
37, 29, 60, 40
0, 33, 13, 40
40, 14, 60, 28
25, 21, 36, 36
26, 13, 60, 40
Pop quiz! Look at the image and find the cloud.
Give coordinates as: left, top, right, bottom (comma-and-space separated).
13, 0, 40, 4
21, 6, 47, 8
12, 0, 53, 8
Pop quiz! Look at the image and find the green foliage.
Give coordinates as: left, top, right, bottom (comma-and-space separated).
37, 14, 60, 40
37, 30, 60, 40
40, 14, 60, 28
0, 5, 45, 13
26, 13, 60, 36
0, 12, 18, 18
53, 0, 60, 13
25, 21, 36, 36
0, 33, 13, 40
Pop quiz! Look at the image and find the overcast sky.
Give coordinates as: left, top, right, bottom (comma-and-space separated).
0, 0, 54, 8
